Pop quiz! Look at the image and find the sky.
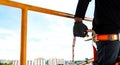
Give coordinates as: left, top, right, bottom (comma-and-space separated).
0, 0, 95, 60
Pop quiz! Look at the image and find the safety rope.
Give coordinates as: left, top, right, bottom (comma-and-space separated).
72, 36, 76, 65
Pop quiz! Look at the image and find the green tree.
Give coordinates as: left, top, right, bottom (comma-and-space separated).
0, 62, 13, 65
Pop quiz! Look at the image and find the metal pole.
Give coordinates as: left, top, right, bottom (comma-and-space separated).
20, 8, 28, 65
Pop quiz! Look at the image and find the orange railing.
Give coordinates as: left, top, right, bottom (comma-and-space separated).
0, 0, 93, 65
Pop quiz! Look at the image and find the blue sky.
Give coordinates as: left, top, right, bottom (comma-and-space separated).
0, 0, 94, 60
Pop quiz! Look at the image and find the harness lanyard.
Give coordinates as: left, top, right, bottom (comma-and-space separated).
87, 30, 97, 62
72, 36, 76, 65
72, 36, 95, 65
92, 39, 97, 62
72, 30, 97, 65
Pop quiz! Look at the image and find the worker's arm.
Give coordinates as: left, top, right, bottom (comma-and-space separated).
73, 0, 91, 37
75, 0, 91, 20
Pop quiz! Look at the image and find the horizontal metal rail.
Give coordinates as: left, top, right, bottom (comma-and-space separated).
0, 0, 93, 22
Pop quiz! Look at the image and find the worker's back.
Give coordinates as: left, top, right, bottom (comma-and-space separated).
93, 0, 120, 34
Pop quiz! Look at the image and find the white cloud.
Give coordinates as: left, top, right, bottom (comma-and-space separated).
26, 23, 74, 60
12, 0, 78, 14
0, 28, 20, 59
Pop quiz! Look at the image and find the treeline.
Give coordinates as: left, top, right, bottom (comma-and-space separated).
0, 62, 12, 65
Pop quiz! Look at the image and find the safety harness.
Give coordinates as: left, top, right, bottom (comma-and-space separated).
72, 29, 120, 65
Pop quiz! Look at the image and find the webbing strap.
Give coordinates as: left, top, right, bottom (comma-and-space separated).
92, 42, 97, 62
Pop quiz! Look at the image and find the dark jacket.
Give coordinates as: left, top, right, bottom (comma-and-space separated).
75, 0, 120, 34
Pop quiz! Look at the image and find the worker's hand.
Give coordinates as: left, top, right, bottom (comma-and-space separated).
73, 21, 88, 37
74, 17, 83, 22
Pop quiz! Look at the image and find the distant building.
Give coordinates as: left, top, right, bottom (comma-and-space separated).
0, 58, 94, 65
12, 60, 19, 65
27, 60, 33, 65
48, 58, 65, 65
34, 58, 45, 65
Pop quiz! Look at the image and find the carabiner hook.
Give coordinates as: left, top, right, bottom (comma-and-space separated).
85, 29, 97, 42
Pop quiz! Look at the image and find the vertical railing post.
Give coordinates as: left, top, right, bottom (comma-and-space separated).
20, 8, 28, 65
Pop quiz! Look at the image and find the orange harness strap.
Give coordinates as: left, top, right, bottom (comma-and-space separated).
96, 34, 118, 41
95, 34, 120, 65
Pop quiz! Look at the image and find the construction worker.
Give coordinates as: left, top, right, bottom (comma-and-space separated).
73, 0, 120, 65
